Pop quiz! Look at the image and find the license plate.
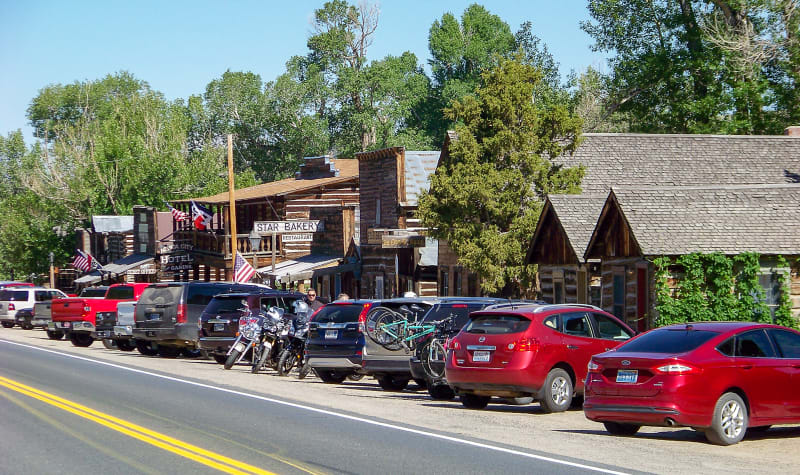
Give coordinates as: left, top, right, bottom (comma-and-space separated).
472, 350, 491, 362
616, 370, 638, 383
325, 330, 338, 339
213, 323, 225, 332
147, 312, 161, 321
234, 342, 246, 352
146, 331, 156, 337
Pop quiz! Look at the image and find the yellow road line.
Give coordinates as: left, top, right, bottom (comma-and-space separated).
0, 376, 276, 475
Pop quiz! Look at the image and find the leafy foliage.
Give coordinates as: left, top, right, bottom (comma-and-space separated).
418, 55, 583, 295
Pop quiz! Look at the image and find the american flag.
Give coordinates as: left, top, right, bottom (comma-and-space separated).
71, 249, 92, 272
166, 202, 188, 221
233, 252, 256, 283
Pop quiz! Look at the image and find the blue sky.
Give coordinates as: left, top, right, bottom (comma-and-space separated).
0, 1, 606, 143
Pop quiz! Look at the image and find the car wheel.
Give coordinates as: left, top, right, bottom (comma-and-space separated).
69, 333, 94, 347
1, 322, 15, 328
135, 340, 159, 356
182, 348, 203, 358
346, 372, 364, 381
315, 370, 347, 384
213, 354, 228, 365
157, 345, 181, 358
603, 422, 641, 436
46, 330, 65, 340
428, 384, 456, 400
460, 393, 491, 409
377, 376, 409, 391
22, 323, 34, 330
705, 392, 748, 445
116, 340, 136, 352
101, 339, 117, 350
539, 368, 573, 413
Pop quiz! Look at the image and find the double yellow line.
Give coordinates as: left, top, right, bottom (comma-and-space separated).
0, 375, 275, 475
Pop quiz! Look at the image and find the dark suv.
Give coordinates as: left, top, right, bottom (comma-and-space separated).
199, 289, 304, 364
132, 281, 267, 357
305, 300, 374, 383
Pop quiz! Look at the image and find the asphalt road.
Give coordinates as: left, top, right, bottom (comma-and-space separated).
0, 338, 633, 475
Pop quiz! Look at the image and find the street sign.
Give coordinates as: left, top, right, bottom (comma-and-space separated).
254, 220, 324, 234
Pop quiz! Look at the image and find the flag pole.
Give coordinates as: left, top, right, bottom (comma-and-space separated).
227, 134, 237, 280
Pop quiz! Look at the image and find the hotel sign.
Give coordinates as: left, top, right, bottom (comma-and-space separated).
254, 220, 324, 234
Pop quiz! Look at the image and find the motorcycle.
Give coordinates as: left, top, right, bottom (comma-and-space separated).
223, 306, 283, 370
251, 310, 291, 374
277, 319, 309, 376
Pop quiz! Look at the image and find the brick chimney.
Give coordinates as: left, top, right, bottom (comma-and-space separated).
784, 126, 800, 136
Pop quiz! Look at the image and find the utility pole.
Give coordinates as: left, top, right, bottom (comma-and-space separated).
49, 252, 55, 288
227, 134, 237, 280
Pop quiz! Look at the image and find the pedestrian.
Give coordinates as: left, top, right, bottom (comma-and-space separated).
305, 288, 324, 312
336, 293, 350, 301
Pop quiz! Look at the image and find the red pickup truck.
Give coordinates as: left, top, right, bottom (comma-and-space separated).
50, 283, 151, 347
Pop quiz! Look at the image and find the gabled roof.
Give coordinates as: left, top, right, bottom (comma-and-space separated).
586, 184, 800, 257
527, 194, 607, 264
553, 133, 800, 193
404, 151, 440, 206
178, 159, 358, 204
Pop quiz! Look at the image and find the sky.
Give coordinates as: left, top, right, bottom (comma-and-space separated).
0, 0, 607, 144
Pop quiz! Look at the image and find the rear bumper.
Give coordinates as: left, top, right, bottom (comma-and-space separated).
198, 337, 236, 353
132, 324, 198, 347
71, 321, 96, 333
31, 318, 50, 327
0, 315, 16, 323
449, 382, 542, 399
113, 325, 134, 338
583, 397, 708, 427
307, 356, 362, 371
361, 356, 413, 376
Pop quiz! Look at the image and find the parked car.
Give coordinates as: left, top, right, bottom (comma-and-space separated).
132, 281, 267, 357
94, 300, 138, 351
445, 303, 634, 412
0, 287, 68, 328
51, 283, 150, 347
14, 307, 35, 330
305, 300, 375, 383
409, 299, 513, 399
198, 289, 304, 364
0, 281, 34, 290
584, 322, 800, 445
40, 286, 108, 338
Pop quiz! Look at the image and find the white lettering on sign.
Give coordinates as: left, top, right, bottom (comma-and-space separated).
282, 233, 313, 242
253, 221, 324, 234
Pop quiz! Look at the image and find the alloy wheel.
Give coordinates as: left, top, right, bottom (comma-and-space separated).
721, 400, 744, 439
550, 376, 569, 406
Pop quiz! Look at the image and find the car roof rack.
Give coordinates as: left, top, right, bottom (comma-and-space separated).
483, 302, 604, 313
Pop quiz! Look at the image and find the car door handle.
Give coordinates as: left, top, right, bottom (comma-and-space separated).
567, 345, 579, 350
742, 365, 753, 370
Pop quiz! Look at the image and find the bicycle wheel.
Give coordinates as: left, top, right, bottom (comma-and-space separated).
422, 338, 447, 380
367, 308, 405, 350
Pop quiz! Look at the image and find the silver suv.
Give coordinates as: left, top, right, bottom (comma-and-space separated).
0, 287, 67, 328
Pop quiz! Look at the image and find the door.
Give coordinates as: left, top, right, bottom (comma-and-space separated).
767, 328, 800, 418
636, 268, 647, 333
559, 311, 607, 391
732, 329, 784, 421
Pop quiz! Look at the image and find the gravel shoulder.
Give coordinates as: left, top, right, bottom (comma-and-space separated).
2, 328, 798, 474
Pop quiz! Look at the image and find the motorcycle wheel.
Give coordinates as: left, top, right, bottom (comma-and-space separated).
224, 349, 241, 370
252, 345, 270, 374
277, 349, 297, 376
298, 362, 312, 379
101, 338, 117, 350
213, 354, 228, 365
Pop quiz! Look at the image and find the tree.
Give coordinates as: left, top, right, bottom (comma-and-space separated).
417, 56, 584, 296
567, 67, 630, 132
582, 0, 799, 134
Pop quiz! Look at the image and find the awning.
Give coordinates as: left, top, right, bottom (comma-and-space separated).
73, 254, 154, 285
258, 254, 343, 284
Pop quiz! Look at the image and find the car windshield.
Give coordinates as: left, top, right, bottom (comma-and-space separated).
80, 288, 108, 298
204, 297, 248, 315
105, 286, 134, 300
0, 290, 28, 301
312, 304, 363, 324
464, 314, 531, 335
138, 286, 183, 305
618, 328, 720, 354
421, 304, 480, 330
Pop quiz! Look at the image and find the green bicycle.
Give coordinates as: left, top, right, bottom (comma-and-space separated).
365, 306, 437, 352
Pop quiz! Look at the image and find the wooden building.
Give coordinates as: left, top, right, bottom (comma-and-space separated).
171, 156, 360, 301
356, 147, 439, 298
528, 131, 800, 330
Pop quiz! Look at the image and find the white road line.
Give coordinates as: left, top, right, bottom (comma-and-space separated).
1, 339, 630, 475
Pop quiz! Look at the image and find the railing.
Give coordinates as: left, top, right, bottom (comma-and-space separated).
172, 230, 279, 259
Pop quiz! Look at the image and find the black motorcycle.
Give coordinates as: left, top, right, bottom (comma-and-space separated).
251, 310, 291, 374
277, 318, 309, 376
224, 306, 283, 371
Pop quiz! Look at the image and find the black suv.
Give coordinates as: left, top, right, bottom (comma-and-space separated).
363, 297, 507, 391
305, 300, 374, 383
132, 281, 267, 357
198, 289, 304, 364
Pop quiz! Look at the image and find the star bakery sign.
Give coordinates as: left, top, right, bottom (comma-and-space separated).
253, 220, 325, 234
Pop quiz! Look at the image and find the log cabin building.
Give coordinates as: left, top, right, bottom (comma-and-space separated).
170, 156, 360, 301
528, 130, 800, 330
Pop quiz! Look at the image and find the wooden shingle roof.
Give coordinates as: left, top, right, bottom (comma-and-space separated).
528, 194, 607, 264
589, 184, 800, 257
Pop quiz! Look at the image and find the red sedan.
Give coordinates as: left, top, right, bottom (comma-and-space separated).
446, 304, 634, 412
584, 322, 800, 445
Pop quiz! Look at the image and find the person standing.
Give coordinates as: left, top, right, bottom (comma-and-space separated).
305, 289, 324, 312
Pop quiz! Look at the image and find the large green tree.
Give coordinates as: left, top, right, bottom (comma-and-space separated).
582, 0, 799, 134
417, 56, 584, 296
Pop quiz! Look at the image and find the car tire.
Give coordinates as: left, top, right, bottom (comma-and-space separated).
705, 392, 748, 446
116, 340, 136, 352
224, 349, 241, 370
213, 354, 228, 365
428, 384, 456, 400
69, 333, 94, 347
377, 376, 409, 391
315, 370, 347, 384
101, 338, 117, 350
346, 372, 364, 381
157, 345, 181, 358
22, 323, 34, 330
460, 393, 491, 409
603, 422, 641, 436
182, 348, 203, 358
136, 340, 159, 356
1, 322, 15, 328
539, 368, 573, 413
46, 330, 64, 340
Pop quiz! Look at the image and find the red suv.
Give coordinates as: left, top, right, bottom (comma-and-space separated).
583, 322, 800, 445
446, 304, 634, 412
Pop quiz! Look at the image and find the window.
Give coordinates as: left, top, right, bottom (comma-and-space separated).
613, 272, 625, 319
312, 304, 364, 324
375, 275, 384, 299
553, 276, 564, 304
440, 268, 449, 296
375, 198, 381, 225
758, 273, 783, 322
453, 268, 462, 296
717, 338, 734, 356
464, 314, 531, 335
106, 286, 134, 300
543, 315, 558, 329
734, 329, 776, 358
621, 328, 719, 353
592, 313, 633, 341
769, 329, 800, 358
35, 291, 50, 302
561, 312, 591, 337
468, 273, 478, 297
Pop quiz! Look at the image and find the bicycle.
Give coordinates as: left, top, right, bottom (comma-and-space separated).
417, 315, 459, 380
365, 306, 436, 352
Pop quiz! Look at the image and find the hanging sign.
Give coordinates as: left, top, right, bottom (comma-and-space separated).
254, 220, 324, 234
